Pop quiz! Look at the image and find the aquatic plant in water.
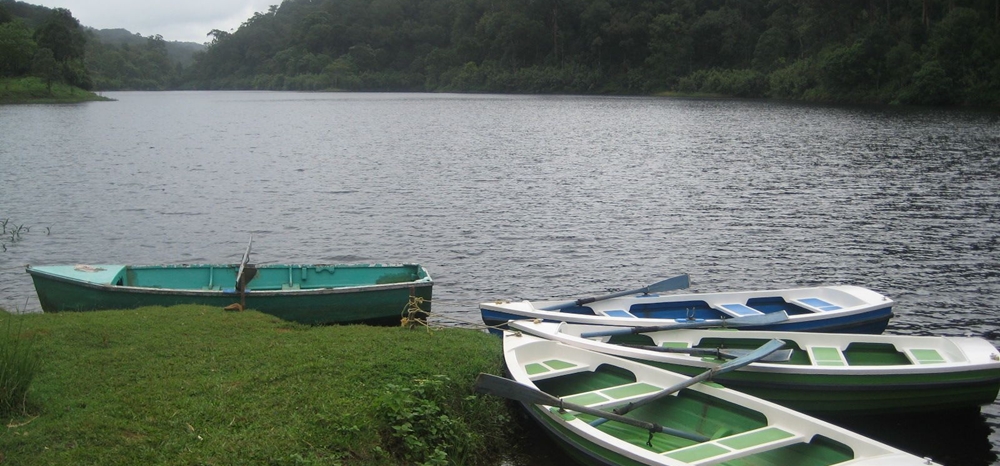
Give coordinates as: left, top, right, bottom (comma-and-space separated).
1, 218, 50, 252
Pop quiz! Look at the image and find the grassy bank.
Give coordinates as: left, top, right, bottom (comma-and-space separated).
0, 78, 111, 104
0, 307, 516, 465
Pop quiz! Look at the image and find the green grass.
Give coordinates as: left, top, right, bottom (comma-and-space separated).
0, 307, 513, 465
0, 317, 39, 418
0, 77, 112, 104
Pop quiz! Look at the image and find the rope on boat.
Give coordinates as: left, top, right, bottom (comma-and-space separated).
400, 295, 431, 330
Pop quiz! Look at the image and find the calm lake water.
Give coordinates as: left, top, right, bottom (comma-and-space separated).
1, 91, 999, 465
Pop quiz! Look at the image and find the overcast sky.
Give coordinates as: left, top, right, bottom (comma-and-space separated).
27, 0, 276, 44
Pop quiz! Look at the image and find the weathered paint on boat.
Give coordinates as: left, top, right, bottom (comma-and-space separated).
501, 331, 941, 466
482, 285, 893, 334
510, 320, 1000, 415
25, 263, 432, 326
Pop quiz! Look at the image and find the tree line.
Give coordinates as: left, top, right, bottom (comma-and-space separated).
1, 1, 185, 90
3, 0, 999, 105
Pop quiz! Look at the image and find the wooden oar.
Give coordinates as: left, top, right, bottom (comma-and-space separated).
590, 339, 786, 428
622, 344, 794, 362
539, 274, 690, 311
578, 311, 789, 338
474, 373, 710, 442
235, 234, 253, 309
235, 234, 253, 290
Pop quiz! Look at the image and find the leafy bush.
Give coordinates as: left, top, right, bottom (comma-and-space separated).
899, 60, 955, 105
377, 374, 510, 466
768, 59, 818, 100
678, 68, 767, 97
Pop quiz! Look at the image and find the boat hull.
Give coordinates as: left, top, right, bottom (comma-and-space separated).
509, 321, 1000, 414
637, 361, 1000, 414
26, 263, 432, 326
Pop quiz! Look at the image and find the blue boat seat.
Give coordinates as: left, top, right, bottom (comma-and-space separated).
718, 303, 764, 317
602, 310, 635, 318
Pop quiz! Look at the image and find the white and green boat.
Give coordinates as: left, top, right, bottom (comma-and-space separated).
477, 331, 941, 466
509, 320, 1000, 414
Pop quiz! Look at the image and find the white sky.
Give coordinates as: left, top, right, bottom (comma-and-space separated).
26, 0, 277, 44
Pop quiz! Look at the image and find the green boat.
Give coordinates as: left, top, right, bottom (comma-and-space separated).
25, 261, 432, 326
509, 320, 1000, 415
477, 331, 941, 466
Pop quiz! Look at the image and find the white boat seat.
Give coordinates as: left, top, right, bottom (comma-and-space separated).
718, 303, 764, 317
795, 298, 843, 312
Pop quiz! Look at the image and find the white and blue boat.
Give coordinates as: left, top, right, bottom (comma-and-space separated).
481, 276, 894, 334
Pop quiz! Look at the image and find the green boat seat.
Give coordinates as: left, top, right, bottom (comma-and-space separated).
909, 348, 946, 364
664, 426, 800, 462
525, 359, 579, 377
719, 303, 764, 316
282, 283, 301, 290
809, 347, 846, 366
563, 382, 662, 409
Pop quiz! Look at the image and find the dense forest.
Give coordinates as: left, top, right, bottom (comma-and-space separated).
0, 0, 198, 90
2, 0, 1000, 105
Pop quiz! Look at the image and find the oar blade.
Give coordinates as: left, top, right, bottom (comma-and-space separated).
474, 374, 562, 407
717, 339, 786, 372
718, 348, 794, 363
646, 274, 690, 293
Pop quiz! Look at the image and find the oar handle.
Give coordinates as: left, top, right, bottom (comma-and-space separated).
579, 321, 711, 338
540, 274, 689, 311
579, 327, 639, 338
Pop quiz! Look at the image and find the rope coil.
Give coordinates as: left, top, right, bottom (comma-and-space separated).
400, 295, 430, 330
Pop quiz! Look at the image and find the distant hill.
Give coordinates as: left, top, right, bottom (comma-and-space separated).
89, 28, 205, 67
1, 0, 204, 67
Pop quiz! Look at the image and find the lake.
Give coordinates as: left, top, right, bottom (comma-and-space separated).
1, 91, 999, 465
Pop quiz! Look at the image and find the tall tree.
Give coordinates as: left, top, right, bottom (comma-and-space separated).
0, 20, 36, 76
33, 8, 85, 62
